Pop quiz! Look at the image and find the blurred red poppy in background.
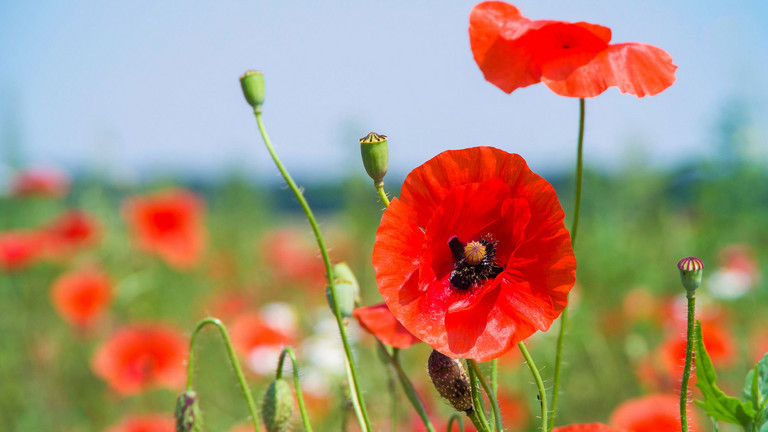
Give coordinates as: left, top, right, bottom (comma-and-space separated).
104, 414, 175, 432
91, 325, 186, 395
353, 303, 421, 349
610, 394, 699, 432
0, 230, 44, 272
553, 424, 620, 432
50, 267, 112, 329
230, 311, 296, 375
8, 167, 70, 198
259, 228, 326, 289
469, 1, 676, 98
122, 189, 206, 269
42, 209, 101, 257
373, 147, 575, 361
659, 318, 735, 384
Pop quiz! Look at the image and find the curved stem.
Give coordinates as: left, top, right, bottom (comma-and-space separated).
378, 342, 436, 432
519, 342, 548, 432
680, 292, 696, 432
448, 413, 466, 432
467, 361, 491, 432
186, 318, 260, 431
468, 410, 490, 432
253, 111, 372, 432
276, 347, 314, 432
468, 360, 502, 432
375, 182, 391, 207
551, 97, 585, 430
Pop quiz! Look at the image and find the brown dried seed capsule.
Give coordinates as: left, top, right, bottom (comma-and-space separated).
427, 350, 474, 414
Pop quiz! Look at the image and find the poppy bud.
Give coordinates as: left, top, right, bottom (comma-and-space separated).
326, 262, 359, 318
427, 350, 474, 414
261, 379, 294, 432
359, 132, 389, 186
240, 70, 265, 111
175, 390, 203, 432
678, 256, 704, 294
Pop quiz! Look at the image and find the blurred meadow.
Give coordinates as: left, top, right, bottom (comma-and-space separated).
2, 1, 768, 432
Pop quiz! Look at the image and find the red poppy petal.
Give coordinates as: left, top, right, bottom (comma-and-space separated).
353, 303, 421, 349
373, 197, 424, 295
543, 42, 677, 98
553, 424, 620, 432
530, 22, 609, 80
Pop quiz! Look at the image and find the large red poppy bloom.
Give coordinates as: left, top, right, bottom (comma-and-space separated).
92, 324, 187, 395
373, 147, 576, 361
50, 267, 112, 328
104, 414, 175, 432
0, 230, 44, 272
353, 303, 421, 349
610, 394, 699, 432
122, 189, 206, 269
469, 1, 677, 98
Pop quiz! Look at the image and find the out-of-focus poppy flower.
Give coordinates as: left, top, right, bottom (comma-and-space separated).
230, 311, 296, 375
92, 325, 186, 395
707, 243, 760, 299
621, 287, 661, 325
353, 303, 421, 349
122, 189, 206, 269
553, 424, 621, 432
259, 228, 326, 289
373, 147, 576, 361
202, 289, 258, 322
469, 1, 676, 98
659, 319, 735, 380
497, 390, 529, 430
50, 267, 112, 328
42, 210, 101, 258
0, 230, 44, 272
9, 167, 70, 198
104, 414, 175, 432
610, 394, 699, 432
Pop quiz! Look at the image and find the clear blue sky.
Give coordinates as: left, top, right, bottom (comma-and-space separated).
1, 1, 767, 183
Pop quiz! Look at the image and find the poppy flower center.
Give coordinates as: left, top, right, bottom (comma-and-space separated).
448, 235, 504, 290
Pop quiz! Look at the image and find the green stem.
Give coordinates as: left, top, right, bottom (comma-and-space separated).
519, 342, 548, 432
468, 410, 489, 432
551, 97, 585, 430
379, 342, 436, 432
467, 361, 491, 432
253, 111, 372, 432
376, 182, 391, 207
468, 360, 502, 432
447, 413, 466, 432
490, 359, 498, 396
276, 347, 314, 432
680, 292, 696, 432
186, 318, 260, 431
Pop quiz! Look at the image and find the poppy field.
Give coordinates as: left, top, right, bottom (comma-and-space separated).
2, 2, 768, 432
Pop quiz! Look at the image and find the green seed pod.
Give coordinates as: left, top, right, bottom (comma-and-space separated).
678, 256, 704, 294
326, 278, 356, 319
240, 70, 265, 111
427, 350, 474, 414
175, 390, 203, 432
261, 379, 294, 432
333, 262, 360, 303
359, 132, 389, 185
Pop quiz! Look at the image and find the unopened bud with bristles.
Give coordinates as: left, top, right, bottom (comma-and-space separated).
261, 379, 294, 432
175, 390, 203, 432
359, 132, 389, 186
427, 350, 474, 414
678, 256, 704, 294
326, 262, 359, 319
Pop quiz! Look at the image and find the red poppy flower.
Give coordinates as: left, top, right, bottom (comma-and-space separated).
230, 311, 296, 375
92, 324, 187, 395
610, 394, 699, 432
469, 1, 676, 98
42, 209, 101, 257
553, 424, 621, 432
0, 230, 44, 272
122, 189, 206, 269
9, 167, 70, 198
373, 147, 576, 361
353, 303, 421, 349
50, 267, 112, 328
105, 414, 175, 432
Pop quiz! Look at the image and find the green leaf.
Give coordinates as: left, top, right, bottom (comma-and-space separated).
695, 321, 756, 425
744, 354, 768, 432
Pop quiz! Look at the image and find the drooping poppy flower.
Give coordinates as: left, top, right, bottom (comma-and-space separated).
104, 414, 175, 432
50, 267, 112, 328
610, 394, 699, 432
42, 209, 101, 258
230, 310, 296, 375
373, 147, 576, 361
553, 424, 621, 432
353, 303, 421, 349
0, 230, 44, 272
91, 324, 186, 395
469, 1, 676, 98
8, 167, 70, 198
122, 189, 206, 269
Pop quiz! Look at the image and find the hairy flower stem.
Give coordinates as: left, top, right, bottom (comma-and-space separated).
551, 97, 585, 430
377, 342, 436, 432
253, 111, 372, 432
467, 361, 492, 432
375, 182, 391, 207
276, 347, 314, 432
680, 292, 696, 432
520, 342, 548, 432
468, 360, 502, 432
187, 318, 260, 431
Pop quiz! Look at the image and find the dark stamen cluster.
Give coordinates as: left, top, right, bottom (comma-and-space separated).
448, 235, 503, 290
